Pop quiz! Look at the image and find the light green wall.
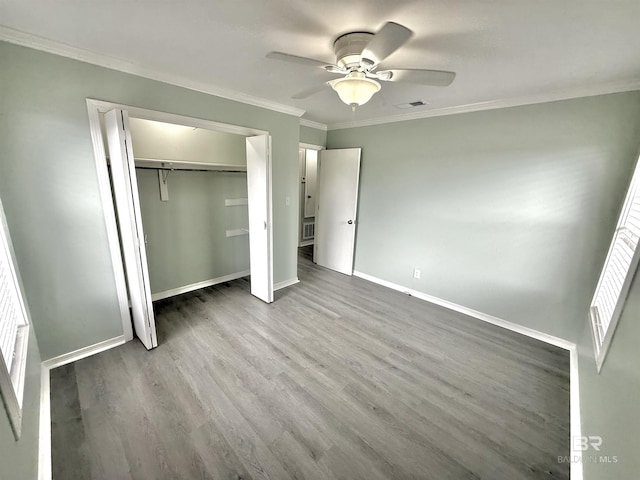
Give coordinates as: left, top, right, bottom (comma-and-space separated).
0, 328, 42, 480
327, 92, 640, 342
577, 269, 640, 478
0, 41, 300, 360
328, 94, 640, 480
300, 124, 327, 147
136, 169, 249, 294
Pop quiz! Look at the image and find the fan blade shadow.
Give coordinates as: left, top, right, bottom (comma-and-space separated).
266, 51, 331, 68
380, 68, 456, 86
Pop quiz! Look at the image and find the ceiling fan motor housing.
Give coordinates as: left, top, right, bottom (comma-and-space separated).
334, 32, 375, 69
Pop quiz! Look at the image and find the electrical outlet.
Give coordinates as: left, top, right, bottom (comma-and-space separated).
413, 269, 421, 279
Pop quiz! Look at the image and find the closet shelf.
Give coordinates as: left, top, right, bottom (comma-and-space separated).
225, 198, 249, 207
134, 157, 247, 172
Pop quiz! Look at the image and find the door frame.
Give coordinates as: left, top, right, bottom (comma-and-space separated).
298, 143, 324, 247
104, 109, 157, 349
86, 99, 269, 342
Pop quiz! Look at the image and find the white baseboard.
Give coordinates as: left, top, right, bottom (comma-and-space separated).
353, 270, 582, 480
41, 335, 126, 370
151, 270, 250, 301
353, 270, 574, 350
274, 277, 300, 291
39, 335, 127, 480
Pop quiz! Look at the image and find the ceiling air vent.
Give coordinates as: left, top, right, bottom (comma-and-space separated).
394, 100, 429, 109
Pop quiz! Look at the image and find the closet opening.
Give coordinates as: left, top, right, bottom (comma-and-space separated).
126, 117, 252, 304
87, 100, 273, 350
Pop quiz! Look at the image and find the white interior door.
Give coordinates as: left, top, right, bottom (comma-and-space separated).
105, 109, 158, 349
246, 135, 274, 303
314, 148, 361, 275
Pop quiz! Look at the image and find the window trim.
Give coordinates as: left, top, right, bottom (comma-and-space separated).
589, 157, 640, 372
0, 197, 30, 439
590, 248, 640, 372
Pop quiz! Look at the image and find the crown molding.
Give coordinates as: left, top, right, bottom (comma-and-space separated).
0, 26, 305, 118
3, 25, 638, 130
327, 79, 640, 130
299, 118, 328, 131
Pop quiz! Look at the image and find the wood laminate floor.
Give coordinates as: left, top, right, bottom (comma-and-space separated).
50, 247, 570, 479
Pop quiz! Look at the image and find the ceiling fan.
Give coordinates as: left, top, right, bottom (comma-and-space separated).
266, 22, 456, 110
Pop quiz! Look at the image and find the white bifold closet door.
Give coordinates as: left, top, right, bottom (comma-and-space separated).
246, 135, 274, 303
105, 109, 158, 349
314, 148, 361, 275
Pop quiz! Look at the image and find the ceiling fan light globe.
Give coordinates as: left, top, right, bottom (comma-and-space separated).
331, 72, 381, 108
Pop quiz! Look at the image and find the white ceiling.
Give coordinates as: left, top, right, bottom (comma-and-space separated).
2, 0, 640, 127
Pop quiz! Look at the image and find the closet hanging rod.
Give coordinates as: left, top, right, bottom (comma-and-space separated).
135, 166, 245, 173
134, 157, 247, 172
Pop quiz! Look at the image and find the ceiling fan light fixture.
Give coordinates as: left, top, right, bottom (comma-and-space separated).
330, 72, 381, 110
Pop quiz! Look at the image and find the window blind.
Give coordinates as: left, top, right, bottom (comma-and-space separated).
0, 238, 22, 370
590, 159, 640, 367
0, 199, 30, 439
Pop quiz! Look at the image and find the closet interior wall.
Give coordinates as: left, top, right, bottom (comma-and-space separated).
118, 117, 251, 300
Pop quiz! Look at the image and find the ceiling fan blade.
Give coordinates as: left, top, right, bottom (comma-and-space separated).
361, 22, 413, 66
292, 83, 329, 100
379, 68, 456, 86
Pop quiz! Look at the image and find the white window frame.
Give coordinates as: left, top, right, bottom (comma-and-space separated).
0, 197, 30, 439
589, 157, 640, 372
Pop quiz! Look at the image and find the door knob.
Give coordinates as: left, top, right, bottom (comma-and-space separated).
347, 220, 353, 224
